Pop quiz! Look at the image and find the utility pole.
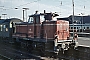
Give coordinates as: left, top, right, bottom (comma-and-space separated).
81, 13, 84, 32
60, 1, 62, 16
72, 0, 75, 40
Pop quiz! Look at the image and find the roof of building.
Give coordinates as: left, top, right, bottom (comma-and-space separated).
58, 15, 90, 24
0, 19, 5, 24
0, 18, 22, 24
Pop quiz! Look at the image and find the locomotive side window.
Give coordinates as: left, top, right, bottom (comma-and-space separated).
28, 15, 40, 24
40, 15, 44, 22
28, 17, 34, 23
35, 15, 40, 23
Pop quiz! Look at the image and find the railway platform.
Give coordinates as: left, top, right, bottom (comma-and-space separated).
70, 36, 90, 47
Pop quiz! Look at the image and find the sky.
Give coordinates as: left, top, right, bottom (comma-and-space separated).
0, 0, 89, 21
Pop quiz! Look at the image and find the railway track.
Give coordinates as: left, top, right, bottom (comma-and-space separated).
0, 39, 90, 60
56, 46, 90, 60
0, 40, 44, 59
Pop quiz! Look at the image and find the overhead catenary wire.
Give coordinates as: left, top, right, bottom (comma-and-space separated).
0, 0, 88, 11
42, 0, 89, 17
57, 0, 90, 15
0, 0, 89, 11
0, 0, 41, 11
0, 0, 90, 17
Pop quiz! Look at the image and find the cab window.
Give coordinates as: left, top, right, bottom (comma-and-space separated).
28, 17, 34, 23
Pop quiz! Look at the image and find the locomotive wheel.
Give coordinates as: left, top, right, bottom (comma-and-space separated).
61, 43, 69, 51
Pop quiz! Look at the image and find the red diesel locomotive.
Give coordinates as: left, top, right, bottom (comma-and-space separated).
13, 11, 78, 53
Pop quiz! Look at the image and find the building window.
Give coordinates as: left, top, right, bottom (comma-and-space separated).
74, 27, 76, 29
87, 27, 89, 29
71, 27, 73, 29
77, 27, 78, 29
84, 27, 85, 29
